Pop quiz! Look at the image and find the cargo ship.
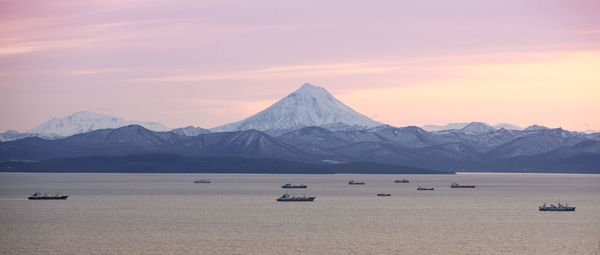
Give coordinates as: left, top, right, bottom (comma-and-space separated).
417, 186, 434, 190
194, 179, 211, 183
394, 179, 409, 183
377, 193, 391, 196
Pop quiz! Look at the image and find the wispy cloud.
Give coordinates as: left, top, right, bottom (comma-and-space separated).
126, 62, 412, 83
0, 34, 138, 56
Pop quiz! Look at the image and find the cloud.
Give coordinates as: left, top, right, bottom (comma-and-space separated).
125, 62, 411, 83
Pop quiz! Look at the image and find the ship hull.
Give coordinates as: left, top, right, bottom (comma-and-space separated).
451, 186, 475, 188
28, 196, 68, 200
348, 182, 365, 185
281, 186, 307, 189
276, 197, 315, 202
539, 207, 575, 211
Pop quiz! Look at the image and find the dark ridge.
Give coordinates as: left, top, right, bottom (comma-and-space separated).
0, 153, 452, 174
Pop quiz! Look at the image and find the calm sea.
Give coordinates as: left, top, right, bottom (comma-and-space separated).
0, 172, 599, 254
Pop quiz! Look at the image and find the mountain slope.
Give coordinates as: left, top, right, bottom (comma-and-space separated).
171, 126, 211, 136
0, 125, 316, 163
211, 83, 382, 132
485, 128, 585, 158
0, 130, 34, 142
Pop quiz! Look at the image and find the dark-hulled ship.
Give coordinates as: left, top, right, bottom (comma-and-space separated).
539, 202, 575, 211
28, 192, 68, 200
417, 186, 434, 190
281, 183, 308, 189
451, 182, 475, 188
394, 179, 409, 183
377, 193, 391, 196
348, 180, 365, 185
276, 192, 316, 202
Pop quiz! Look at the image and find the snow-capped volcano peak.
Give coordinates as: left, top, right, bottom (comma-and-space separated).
28, 111, 170, 138
211, 83, 383, 132
460, 122, 495, 135
524, 124, 549, 131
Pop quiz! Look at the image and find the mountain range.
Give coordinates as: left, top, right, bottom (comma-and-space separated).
0, 111, 170, 141
1, 83, 599, 173
422, 123, 522, 132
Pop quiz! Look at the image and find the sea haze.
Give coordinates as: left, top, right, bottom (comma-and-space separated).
0, 172, 599, 254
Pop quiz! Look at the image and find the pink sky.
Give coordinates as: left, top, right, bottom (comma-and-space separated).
1, 0, 599, 132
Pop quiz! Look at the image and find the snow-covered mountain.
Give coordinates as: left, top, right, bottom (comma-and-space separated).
0, 130, 33, 141
27, 111, 171, 138
171, 126, 211, 136
422, 122, 522, 132
459, 122, 496, 135
523, 124, 549, 131
211, 83, 383, 132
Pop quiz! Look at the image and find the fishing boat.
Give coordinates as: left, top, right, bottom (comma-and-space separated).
276, 192, 316, 202
348, 180, 365, 185
539, 202, 575, 211
451, 182, 475, 188
281, 183, 308, 189
28, 192, 68, 200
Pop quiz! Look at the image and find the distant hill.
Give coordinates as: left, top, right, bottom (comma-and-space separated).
0, 153, 449, 174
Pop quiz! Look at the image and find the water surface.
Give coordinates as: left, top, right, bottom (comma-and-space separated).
1, 172, 599, 254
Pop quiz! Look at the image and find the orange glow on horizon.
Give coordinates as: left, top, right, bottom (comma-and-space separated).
337, 51, 600, 131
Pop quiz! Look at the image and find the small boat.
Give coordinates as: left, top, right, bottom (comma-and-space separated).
276, 192, 316, 202
377, 193, 391, 196
417, 186, 434, 190
394, 179, 409, 183
348, 180, 365, 185
28, 192, 68, 200
281, 183, 308, 189
451, 182, 475, 188
194, 179, 211, 183
539, 202, 575, 211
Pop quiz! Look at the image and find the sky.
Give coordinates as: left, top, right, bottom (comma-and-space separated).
1, 0, 599, 132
